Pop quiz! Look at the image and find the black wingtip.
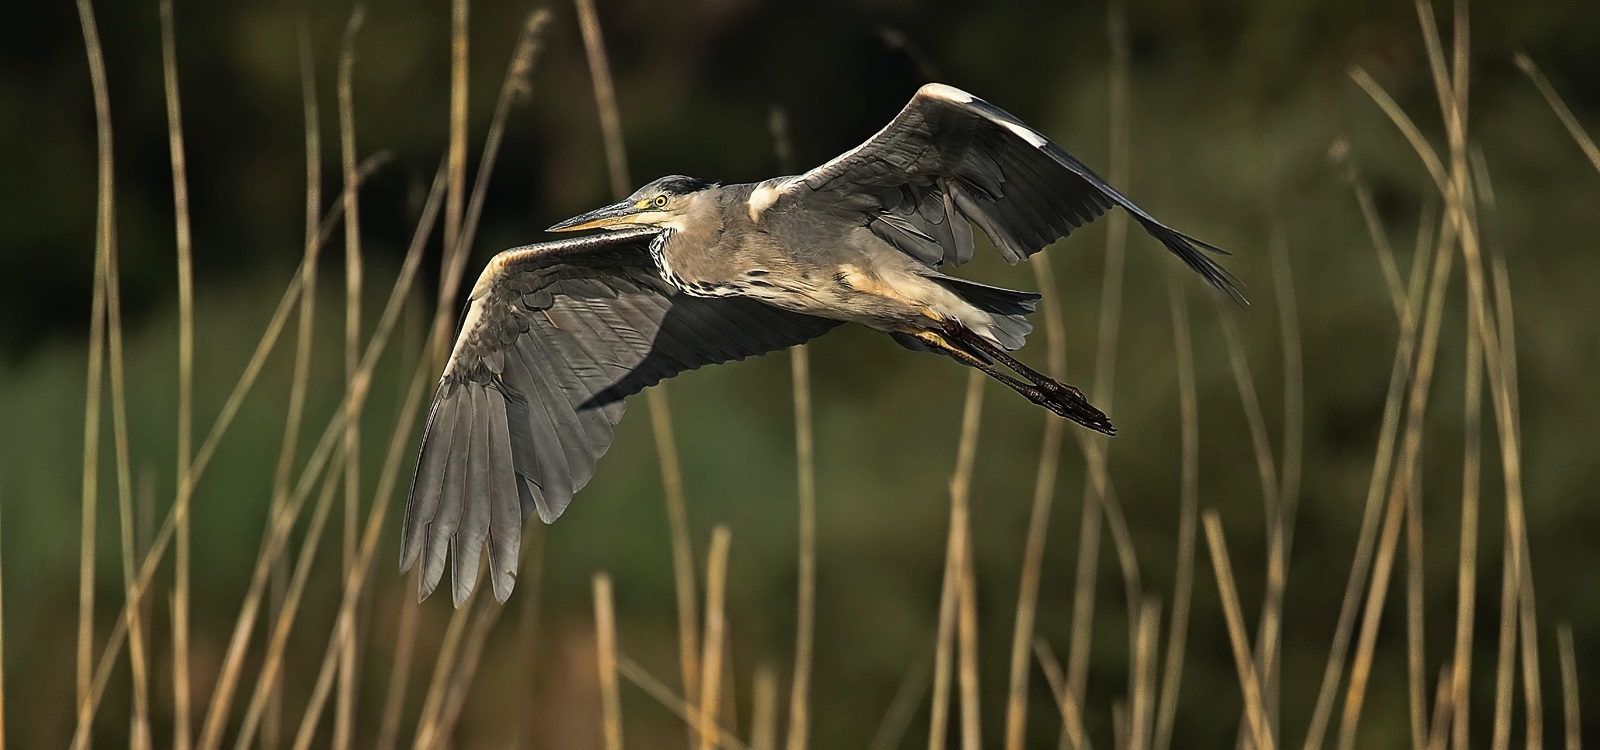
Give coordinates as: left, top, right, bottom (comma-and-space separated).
1136, 219, 1249, 308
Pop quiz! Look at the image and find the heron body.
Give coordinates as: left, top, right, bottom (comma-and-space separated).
630, 179, 1019, 348
405, 83, 1244, 605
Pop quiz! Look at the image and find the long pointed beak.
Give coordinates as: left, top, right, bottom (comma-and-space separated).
547, 200, 641, 232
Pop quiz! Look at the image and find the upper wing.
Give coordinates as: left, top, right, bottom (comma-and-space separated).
401, 227, 840, 605
777, 83, 1244, 304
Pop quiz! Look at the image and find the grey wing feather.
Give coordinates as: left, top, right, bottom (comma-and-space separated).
401, 228, 840, 604
782, 83, 1245, 305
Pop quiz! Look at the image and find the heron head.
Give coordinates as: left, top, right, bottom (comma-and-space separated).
547, 175, 716, 232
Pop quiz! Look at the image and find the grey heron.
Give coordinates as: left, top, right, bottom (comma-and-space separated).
402, 83, 1243, 605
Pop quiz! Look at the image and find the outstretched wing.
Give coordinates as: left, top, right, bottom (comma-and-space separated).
776, 83, 1244, 304
401, 227, 840, 605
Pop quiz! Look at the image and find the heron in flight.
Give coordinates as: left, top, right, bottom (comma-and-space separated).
402, 83, 1243, 604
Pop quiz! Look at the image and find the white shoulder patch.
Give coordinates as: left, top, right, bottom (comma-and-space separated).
997, 117, 1049, 148
920, 83, 974, 103
747, 180, 782, 221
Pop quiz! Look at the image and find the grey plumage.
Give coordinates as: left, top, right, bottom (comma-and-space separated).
402, 83, 1243, 605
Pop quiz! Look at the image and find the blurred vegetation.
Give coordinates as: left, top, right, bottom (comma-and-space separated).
1, 0, 1598, 747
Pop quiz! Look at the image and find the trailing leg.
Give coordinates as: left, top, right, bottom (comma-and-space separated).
910, 328, 1115, 435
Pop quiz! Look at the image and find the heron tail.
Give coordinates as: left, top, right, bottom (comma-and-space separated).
925, 273, 1040, 350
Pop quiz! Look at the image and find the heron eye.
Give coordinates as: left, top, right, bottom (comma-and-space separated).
653, 195, 669, 208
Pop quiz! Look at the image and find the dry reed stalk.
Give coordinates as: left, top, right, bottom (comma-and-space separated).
1068, 2, 1145, 710
433, 585, 510, 744
1474, 152, 1520, 434
868, 646, 934, 750
510, 522, 548, 746
1513, 54, 1600, 174
952, 374, 986, 750
786, 338, 817, 750
1216, 316, 1280, 515
928, 371, 984, 750
90, 48, 148, 744
157, 0, 198, 743
1215, 308, 1281, 744
1425, 665, 1454, 750
1153, 276, 1199, 750
1068, 0, 1135, 707
1033, 638, 1090, 750
231, 445, 349, 748
336, 9, 368, 748
1333, 152, 1406, 316
1270, 227, 1304, 723
616, 657, 750, 750
572, 0, 703, 720
1490, 538, 1517, 750
777, 96, 819, 750
1556, 624, 1580, 750
699, 527, 733, 750
769, 105, 818, 750
411, 604, 473, 750
957, 540, 981, 750
1201, 513, 1274, 750
1405, 455, 1428, 750
595, 575, 624, 750
1004, 154, 1073, 750
1301, 172, 1435, 750
1130, 598, 1161, 750
750, 664, 778, 750
264, 23, 323, 744
1515, 485, 1542, 750
290, 630, 342, 750
376, 579, 421, 750
71, 3, 112, 745
1453, 211, 1484, 750
134, 470, 154, 735
112, 385, 152, 750
928, 486, 961, 750
439, 0, 468, 361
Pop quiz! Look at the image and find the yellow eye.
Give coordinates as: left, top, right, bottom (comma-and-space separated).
653, 195, 668, 208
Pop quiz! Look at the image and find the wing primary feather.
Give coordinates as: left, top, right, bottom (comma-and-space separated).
420, 385, 474, 602
401, 390, 459, 572
485, 388, 522, 602
452, 386, 493, 607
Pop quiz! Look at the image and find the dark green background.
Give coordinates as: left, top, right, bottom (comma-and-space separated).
1, 0, 1597, 746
